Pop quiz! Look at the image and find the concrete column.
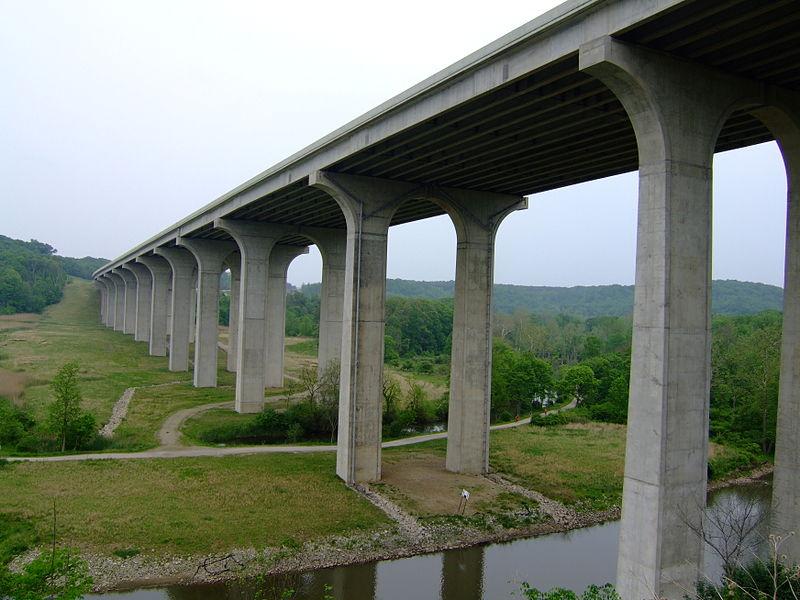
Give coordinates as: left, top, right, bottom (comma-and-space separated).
314, 229, 348, 377
214, 219, 288, 413
226, 253, 241, 372
95, 280, 106, 324
264, 245, 309, 388
178, 237, 237, 388
123, 263, 152, 343
580, 37, 762, 600
112, 268, 137, 335
755, 99, 800, 561
310, 172, 419, 483
100, 275, 115, 327
443, 189, 524, 475
107, 272, 125, 332
137, 255, 171, 357
188, 274, 197, 345
155, 247, 197, 372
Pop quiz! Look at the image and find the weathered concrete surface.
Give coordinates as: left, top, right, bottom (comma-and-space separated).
215, 219, 288, 413
112, 268, 137, 336
580, 37, 764, 600
264, 245, 309, 388
314, 229, 348, 377
123, 262, 153, 343
178, 237, 237, 388
155, 247, 196, 372
137, 255, 171, 357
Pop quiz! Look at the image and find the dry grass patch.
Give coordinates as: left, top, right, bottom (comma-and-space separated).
0, 454, 389, 556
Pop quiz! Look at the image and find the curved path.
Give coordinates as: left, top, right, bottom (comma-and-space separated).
9, 399, 576, 463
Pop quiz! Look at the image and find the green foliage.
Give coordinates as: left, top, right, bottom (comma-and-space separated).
284, 291, 319, 337
0, 548, 93, 600
382, 376, 446, 438
384, 296, 453, 359
0, 398, 36, 452
0, 236, 66, 314
711, 311, 782, 454
521, 583, 620, 600
218, 292, 230, 326
46, 363, 97, 453
0, 514, 37, 566
56, 256, 108, 280
693, 560, 800, 600
492, 340, 554, 420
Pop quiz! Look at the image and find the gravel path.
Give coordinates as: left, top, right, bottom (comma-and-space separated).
98, 388, 135, 438
10, 397, 579, 463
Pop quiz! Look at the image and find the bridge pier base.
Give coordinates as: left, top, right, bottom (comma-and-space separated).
137, 255, 171, 357
155, 247, 196, 372
265, 245, 308, 388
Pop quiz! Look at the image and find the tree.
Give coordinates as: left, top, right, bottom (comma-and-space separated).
47, 363, 87, 452
556, 365, 598, 406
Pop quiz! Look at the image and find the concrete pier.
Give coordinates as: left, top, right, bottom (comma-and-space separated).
123, 263, 152, 343
225, 253, 241, 373
215, 219, 288, 413
107, 272, 125, 332
112, 268, 137, 335
137, 255, 171, 357
155, 247, 197, 372
264, 245, 309, 388
313, 229, 347, 377
580, 37, 764, 600
178, 238, 237, 388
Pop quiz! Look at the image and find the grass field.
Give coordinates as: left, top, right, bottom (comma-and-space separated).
0, 454, 389, 556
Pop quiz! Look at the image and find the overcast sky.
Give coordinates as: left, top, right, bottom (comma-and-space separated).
0, 1, 789, 288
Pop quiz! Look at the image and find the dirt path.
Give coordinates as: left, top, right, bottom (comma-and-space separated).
157, 401, 233, 448
10, 397, 579, 463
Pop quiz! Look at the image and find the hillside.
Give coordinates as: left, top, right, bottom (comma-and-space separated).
0, 234, 108, 314
300, 278, 782, 317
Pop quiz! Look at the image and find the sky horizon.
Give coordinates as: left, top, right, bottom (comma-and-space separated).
2, 1, 789, 289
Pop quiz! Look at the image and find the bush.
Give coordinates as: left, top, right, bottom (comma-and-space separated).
521, 583, 620, 600
693, 560, 800, 600
0, 548, 93, 600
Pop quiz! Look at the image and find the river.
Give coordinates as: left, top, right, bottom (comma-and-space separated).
89, 480, 772, 600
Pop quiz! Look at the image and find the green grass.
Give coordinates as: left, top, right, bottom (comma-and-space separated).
0, 454, 389, 556
181, 407, 257, 446
285, 339, 317, 356
0, 512, 37, 565
489, 423, 627, 512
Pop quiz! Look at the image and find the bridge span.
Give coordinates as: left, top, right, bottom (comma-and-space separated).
93, 1, 800, 597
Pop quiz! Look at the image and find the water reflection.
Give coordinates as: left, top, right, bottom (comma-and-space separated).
88, 481, 772, 600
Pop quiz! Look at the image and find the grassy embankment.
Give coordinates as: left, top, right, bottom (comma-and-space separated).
0, 455, 388, 557
0, 277, 237, 452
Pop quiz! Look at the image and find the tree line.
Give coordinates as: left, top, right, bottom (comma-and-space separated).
0, 235, 107, 314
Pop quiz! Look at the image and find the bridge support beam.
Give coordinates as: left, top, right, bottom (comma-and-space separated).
137, 255, 171, 357
179, 238, 237, 388
580, 37, 763, 600
123, 263, 152, 343
756, 97, 800, 563
225, 253, 241, 372
215, 219, 288, 413
95, 280, 106, 324
265, 245, 309, 388
100, 275, 114, 327
155, 247, 197, 372
112, 268, 137, 335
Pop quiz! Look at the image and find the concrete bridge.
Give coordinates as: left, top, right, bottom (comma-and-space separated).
93, 1, 800, 597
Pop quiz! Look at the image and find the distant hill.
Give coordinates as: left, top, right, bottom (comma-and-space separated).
299, 278, 783, 317
0, 234, 108, 314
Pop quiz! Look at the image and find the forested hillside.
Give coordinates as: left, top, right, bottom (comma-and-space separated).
302, 278, 782, 316
0, 235, 108, 314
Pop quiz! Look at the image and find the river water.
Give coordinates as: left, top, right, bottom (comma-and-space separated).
89, 481, 772, 600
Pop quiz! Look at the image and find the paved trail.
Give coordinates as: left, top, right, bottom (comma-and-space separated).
9, 399, 576, 463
